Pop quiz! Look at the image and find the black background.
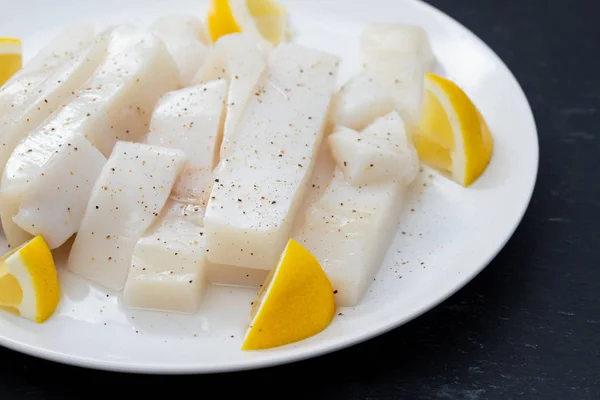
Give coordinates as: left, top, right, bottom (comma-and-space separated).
1, 0, 599, 399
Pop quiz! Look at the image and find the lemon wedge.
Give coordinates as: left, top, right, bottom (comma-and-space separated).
414, 73, 494, 187
207, 0, 288, 45
0, 38, 22, 87
242, 238, 335, 351
0, 235, 60, 323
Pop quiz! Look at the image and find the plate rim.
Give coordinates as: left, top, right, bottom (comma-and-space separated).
0, 0, 539, 374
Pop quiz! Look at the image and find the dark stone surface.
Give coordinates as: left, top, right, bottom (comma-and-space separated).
1, 0, 598, 399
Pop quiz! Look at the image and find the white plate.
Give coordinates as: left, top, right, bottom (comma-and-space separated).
0, 0, 538, 373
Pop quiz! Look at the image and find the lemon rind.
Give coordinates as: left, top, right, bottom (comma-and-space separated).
241, 239, 288, 349
423, 78, 467, 185
0, 38, 22, 55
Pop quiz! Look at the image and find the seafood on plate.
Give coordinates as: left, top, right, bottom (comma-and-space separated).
0, 0, 494, 351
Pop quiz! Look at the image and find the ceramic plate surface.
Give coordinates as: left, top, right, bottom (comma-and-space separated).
0, 0, 538, 373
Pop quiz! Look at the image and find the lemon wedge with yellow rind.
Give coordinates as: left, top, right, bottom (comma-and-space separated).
207, 0, 288, 45
0, 235, 60, 323
0, 38, 22, 87
415, 72, 494, 187
242, 239, 335, 351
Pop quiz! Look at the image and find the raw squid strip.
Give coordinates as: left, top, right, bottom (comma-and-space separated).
360, 23, 436, 126
295, 112, 419, 307
122, 80, 228, 313
192, 33, 270, 160
143, 80, 227, 204
150, 16, 208, 85
0, 26, 180, 248
0, 24, 95, 116
123, 200, 206, 313
203, 43, 339, 270
67, 141, 186, 291
0, 29, 110, 178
